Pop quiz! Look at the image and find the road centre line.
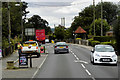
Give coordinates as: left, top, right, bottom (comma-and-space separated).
81, 64, 86, 69
32, 54, 48, 78
85, 69, 91, 76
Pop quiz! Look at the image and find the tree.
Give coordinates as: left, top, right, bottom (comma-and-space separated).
114, 16, 120, 55
96, 2, 118, 24
89, 18, 109, 36
26, 15, 51, 35
54, 27, 65, 40
71, 5, 94, 34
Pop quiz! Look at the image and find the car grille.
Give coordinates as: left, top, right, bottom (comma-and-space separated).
100, 58, 112, 62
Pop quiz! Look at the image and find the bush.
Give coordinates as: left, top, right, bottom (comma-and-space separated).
91, 40, 100, 47
88, 38, 93, 46
94, 36, 113, 42
100, 42, 112, 45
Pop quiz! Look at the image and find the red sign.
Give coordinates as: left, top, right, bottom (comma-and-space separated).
36, 29, 45, 41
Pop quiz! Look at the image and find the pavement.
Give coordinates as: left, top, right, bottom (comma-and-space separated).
2, 49, 48, 78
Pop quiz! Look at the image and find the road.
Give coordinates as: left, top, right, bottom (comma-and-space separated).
34, 43, 118, 79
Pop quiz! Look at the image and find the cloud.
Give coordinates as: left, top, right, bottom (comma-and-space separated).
24, 0, 119, 28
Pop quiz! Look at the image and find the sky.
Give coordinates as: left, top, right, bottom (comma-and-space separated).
21, 0, 120, 28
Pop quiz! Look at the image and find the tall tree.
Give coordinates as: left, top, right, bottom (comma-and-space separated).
96, 2, 118, 24
26, 15, 51, 35
90, 18, 109, 36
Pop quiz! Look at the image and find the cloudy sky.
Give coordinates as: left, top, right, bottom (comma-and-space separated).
21, 0, 119, 28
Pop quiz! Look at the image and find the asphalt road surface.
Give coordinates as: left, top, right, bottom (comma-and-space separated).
34, 43, 118, 80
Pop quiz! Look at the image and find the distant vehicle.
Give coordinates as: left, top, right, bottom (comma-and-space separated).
0, 49, 2, 59
21, 40, 41, 57
54, 42, 69, 54
45, 39, 49, 43
36, 29, 45, 44
90, 45, 117, 65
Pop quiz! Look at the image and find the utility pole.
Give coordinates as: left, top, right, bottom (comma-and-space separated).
101, 0, 103, 36
21, 3, 23, 43
93, 0, 96, 36
15, 3, 23, 43
8, 1, 11, 47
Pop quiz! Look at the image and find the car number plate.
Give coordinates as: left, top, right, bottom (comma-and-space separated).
59, 47, 64, 48
102, 59, 110, 61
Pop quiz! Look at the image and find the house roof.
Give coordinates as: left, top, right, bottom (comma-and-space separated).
74, 26, 86, 34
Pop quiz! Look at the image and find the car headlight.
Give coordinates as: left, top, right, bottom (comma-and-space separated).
95, 54, 100, 57
112, 55, 117, 58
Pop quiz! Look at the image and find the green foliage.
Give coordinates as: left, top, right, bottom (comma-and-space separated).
89, 18, 109, 36
26, 15, 51, 35
93, 36, 113, 42
100, 42, 112, 45
91, 40, 100, 47
96, 2, 118, 24
2, 37, 9, 49
54, 27, 65, 40
113, 16, 120, 54
71, 2, 118, 36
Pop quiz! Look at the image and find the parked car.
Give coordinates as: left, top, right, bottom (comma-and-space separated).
90, 45, 117, 65
54, 42, 69, 54
21, 40, 41, 57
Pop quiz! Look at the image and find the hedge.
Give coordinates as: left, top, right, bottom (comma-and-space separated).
93, 36, 113, 42
88, 38, 93, 46
100, 42, 112, 45
91, 40, 100, 47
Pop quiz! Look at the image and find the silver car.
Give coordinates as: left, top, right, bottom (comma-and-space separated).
54, 42, 69, 54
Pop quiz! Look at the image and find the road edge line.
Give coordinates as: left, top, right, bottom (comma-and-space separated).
32, 54, 48, 78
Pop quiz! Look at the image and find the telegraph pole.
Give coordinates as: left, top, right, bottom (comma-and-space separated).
93, 0, 96, 36
8, 1, 11, 47
101, 0, 103, 36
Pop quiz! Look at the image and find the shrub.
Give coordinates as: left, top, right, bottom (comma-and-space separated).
100, 42, 112, 45
91, 40, 100, 47
88, 38, 93, 46
93, 36, 113, 42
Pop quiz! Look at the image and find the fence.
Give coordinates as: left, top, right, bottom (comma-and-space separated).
2, 43, 18, 57
65, 39, 89, 46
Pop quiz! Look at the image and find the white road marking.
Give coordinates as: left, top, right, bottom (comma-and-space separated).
85, 69, 91, 76
81, 64, 86, 69
92, 77, 96, 80
76, 57, 79, 60
74, 60, 88, 64
32, 54, 48, 78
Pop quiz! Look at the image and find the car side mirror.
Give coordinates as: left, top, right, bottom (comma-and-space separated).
91, 49, 94, 53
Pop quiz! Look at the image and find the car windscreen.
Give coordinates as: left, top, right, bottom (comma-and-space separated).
23, 42, 37, 46
95, 46, 114, 52
56, 42, 67, 46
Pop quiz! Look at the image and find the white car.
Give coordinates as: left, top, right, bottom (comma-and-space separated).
90, 45, 117, 65
21, 40, 41, 57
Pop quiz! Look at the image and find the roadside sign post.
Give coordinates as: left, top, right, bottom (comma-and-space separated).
19, 53, 28, 68
30, 54, 32, 68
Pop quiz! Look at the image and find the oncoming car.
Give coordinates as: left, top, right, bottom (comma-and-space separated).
90, 45, 117, 65
21, 40, 41, 57
54, 42, 69, 54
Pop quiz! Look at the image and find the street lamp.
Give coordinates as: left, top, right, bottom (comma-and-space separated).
15, 3, 24, 43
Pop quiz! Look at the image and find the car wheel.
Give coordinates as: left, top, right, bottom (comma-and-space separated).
54, 51, 57, 54
90, 56, 93, 63
92, 58, 95, 65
